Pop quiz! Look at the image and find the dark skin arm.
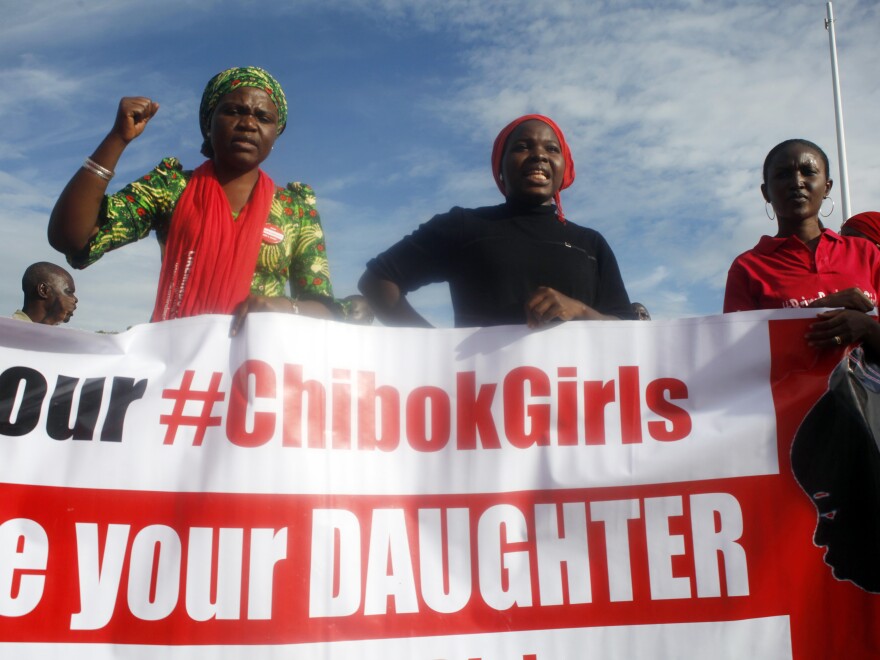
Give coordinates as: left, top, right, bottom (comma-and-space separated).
358, 271, 618, 328
49, 97, 160, 255
807, 287, 874, 313
805, 287, 880, 357
525, 286, 620, 328
229, 295, 335, 337
358, 270, 433, 328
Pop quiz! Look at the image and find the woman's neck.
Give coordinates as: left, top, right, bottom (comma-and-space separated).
214, 166, 261, 214
776, 216, 822, 242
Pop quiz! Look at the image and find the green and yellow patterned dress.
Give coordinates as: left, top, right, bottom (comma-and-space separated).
70, 157, 341, 312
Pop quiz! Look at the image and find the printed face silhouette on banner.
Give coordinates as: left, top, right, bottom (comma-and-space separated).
792, 349, 880, 592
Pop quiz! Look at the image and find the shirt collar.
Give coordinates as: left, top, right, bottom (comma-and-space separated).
502, 200, 559, 218
754, 228, 843, 255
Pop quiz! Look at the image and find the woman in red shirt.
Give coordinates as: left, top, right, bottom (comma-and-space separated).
724, 139, 880, 352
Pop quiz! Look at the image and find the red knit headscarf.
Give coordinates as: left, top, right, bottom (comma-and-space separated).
842, 212, 880, 245
491, 114, 576, 221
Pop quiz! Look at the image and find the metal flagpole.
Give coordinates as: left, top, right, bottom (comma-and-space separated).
825, 2, 851, 221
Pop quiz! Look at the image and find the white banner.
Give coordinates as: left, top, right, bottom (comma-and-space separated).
0, 311, 876, 658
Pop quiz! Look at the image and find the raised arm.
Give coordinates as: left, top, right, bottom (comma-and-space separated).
358, 269, 433, 328
48, 97, 159, 255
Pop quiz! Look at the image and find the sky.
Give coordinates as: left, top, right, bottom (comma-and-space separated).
1, 0, 878, 332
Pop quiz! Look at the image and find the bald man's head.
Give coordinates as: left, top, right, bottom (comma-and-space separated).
21, 262, 77, 325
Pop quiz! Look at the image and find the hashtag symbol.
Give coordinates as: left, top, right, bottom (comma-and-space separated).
160, 370, 225, 445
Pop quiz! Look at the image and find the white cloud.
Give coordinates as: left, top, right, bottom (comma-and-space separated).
629, 265, 670, 292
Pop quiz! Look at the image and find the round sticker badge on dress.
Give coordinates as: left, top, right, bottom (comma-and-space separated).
262, 224, 284, 244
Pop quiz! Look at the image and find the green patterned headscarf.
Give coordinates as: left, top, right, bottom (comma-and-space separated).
199, 67, 288, 151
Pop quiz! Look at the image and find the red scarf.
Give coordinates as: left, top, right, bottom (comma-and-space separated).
842, 212, 880, 245
151, 161, 275, 321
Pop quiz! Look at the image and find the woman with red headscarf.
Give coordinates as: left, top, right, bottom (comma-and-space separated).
359, 115, 633, 327
48, 67, 347, 334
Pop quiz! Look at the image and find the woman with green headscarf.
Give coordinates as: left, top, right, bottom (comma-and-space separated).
49, 66, 342, 332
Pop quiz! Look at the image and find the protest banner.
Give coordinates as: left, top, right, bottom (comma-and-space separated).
0, 310, 877, 658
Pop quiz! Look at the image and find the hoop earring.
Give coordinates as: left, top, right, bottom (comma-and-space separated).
765, 202, 776, 221
820, 196, 835, 218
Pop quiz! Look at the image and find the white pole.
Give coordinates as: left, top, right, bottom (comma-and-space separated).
825, 2, 851, 222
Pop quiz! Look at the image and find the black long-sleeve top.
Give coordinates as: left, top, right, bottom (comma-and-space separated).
366, 201, 634, 327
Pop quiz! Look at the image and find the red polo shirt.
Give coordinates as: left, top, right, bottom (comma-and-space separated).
724, 230, 880, 312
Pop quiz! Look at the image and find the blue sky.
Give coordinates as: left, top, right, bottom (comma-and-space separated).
1, 0, 878, 331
